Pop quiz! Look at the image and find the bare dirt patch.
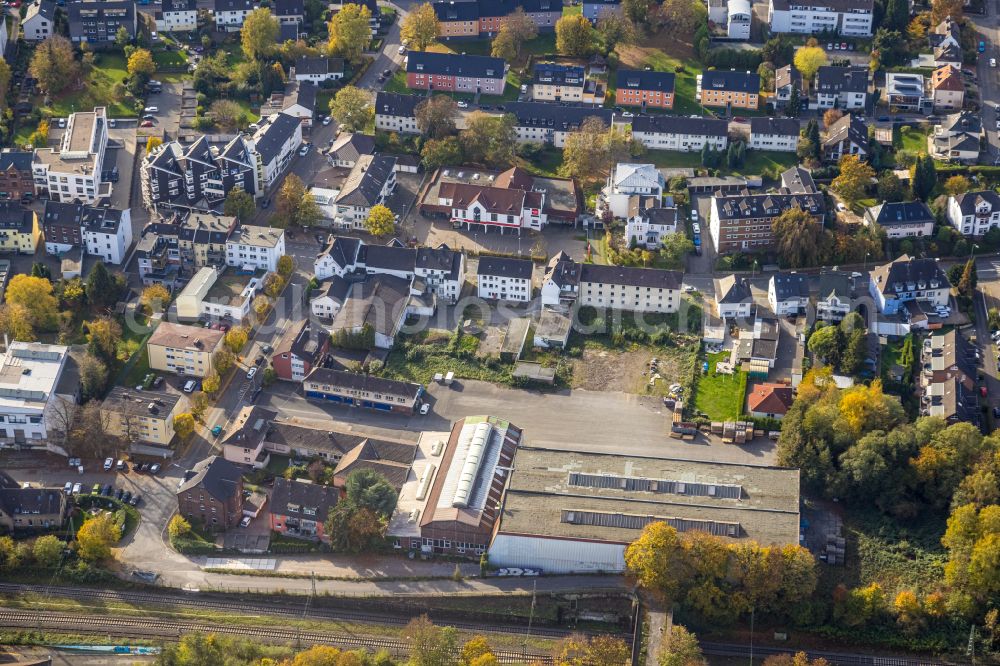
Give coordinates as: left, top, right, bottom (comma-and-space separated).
616, 35, 695, 69
572, 344, 689, 394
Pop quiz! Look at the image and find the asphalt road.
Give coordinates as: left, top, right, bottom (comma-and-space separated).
972, 1, 1000, 160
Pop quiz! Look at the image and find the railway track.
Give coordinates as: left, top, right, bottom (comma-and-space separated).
0, 582, 600, 640
0, 608, 554, 664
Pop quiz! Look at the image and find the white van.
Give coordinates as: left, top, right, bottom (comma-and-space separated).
183, 380, 197, 393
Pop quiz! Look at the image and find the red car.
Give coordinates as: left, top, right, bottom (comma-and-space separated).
140, 120, 153, 127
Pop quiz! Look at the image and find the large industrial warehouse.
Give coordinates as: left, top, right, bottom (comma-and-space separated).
488, 447, 801, 574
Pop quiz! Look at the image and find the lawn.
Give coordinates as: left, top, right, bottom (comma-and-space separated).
895, 124, 931, 156
152, 48, 188, 69
693, 351, 748, 421
45, 53, 137, 118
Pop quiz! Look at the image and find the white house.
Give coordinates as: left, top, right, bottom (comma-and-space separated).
865, 201, 935, 239
415, 245, 465, 303
0, 342, 78, 446
32, 107, 110, 204
156, 0, 198, 32
767, 0, 874, 36
931, 111, 983, 163
225, 224, 286, 272
625, 199, 678, 249
477, 256, 533, 302
869, 255, 950, 316
726, 0, 751, 39
314, 236, 362, 279
749, 117, 799, 152
309, 276, 349, 320
374, 92, 420, 135
947, 190, 1000, 237
715, 274, 752, 319
21, 0, 55, 41
42, 200, 133, 265
578, 264, 681, 314
814, 66, 868, 110
768, 273, 809, 315
250, 112, 303, 190
292, 56, 345, 84
332, 154, 396, 230
541, 251, 580, 307
816, 271, 852, 322
214, 0, 255, 31
309, 186, 340, 221
175, 266, 264, 322
601, 163, 664, 219
630, 115, 729, 153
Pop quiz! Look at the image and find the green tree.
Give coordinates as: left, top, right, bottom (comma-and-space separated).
405, 615, 459, 666
329, 85, 373, 132
492, 7, 539, 60
958, 258, 976, 298
274, 173, 308, 227
555, 14, 597, 56
772, 206, 823, 268
328, 3, 373, 62
596, 10, 636, 49
76, 513, 121, 561
79, 353, 109, 400
223, 188, 257, 221
832, 154, 875, 204
808, 324, 842, 366
344, 468, 398, 516
208, 99, 249, 131
658, 0, 707, 34
876, 172, 906, 202
241, 7, 280, 61
659, 233, 695, 268
32, 534, 64, 567
415, 95, 459, 139
401, 2, 440, 51
805, 119, 821, 159
115, 25, 131, 49
786, 86, 801, 118
911, 154, 937, 201
460, 112, 517, 168
127, 48, 156, 78
29, 36, 80, 95
224, 326, 250, 354
277, 255, 295, 279
886, 0, 909, 30
85, 262, 115, 308
421, 136, 464, 169
658, 625, 706, 666
365, 204, 396, 238
0, 60, 12, 111
623, 0, 657, 26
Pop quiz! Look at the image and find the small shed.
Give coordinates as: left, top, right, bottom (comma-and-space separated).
534, 309, 572, 349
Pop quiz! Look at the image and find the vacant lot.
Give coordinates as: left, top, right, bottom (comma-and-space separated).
572, 342, 694, 395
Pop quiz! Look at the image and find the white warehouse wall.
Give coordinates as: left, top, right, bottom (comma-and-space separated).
489, 534, 627, 573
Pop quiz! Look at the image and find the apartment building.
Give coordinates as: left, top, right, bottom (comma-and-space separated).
331, 154, 397, 230
767, 0, 874, 36
947, 190, 1000, 237
578, 264, 681, 314
886, 72, 930, 114
930, 64, 964, 112
582, 0, 620, 20
625, 198, 678, 249
32, 107, 110, 204
532, 63, 585, 102
506, 102, 616, 148
272, 321, 330, 382
709, 191, 825, 253
868, 254, 950, 316
21, 0, 56, 41
68, 0, 137, 46
768, 273, 809, 315
249, 112, 303, 189
920, 330, 979, 426
214, 0, 255, 31
697, 70, 760, 110
155, 0, 197, 31
374, 92, 421, 134
176, 456, 244, 531
101, 387, 186, 446
140, 136, 258, 212
748, 117, 799, 152
41, 200, 132, 264
146, 321, 226, 377
630, 115, 729, 152
815, 66, 868, 109
175, 266, 263, 322
434, 0, 562, 36
865, 201, 935, 239
270, 478, 339, 541
0, 152, 36, 202
615, 69, 675, 109
406, 51, 507, 95
601, 163, 664, 218
0, 342, 74, 444
145, 211, 237, 270
0, 488, 66, 531
477, 256, 533, 302
0, 203, 41, 255
225, 224, 286, 272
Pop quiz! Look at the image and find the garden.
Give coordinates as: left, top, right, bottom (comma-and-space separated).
691, 351, 749, 421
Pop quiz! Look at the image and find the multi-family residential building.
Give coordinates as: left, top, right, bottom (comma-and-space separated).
816, 271, 852, 322
331, 154, 397, 230
815, 66, 868, 109
406, 51, 507, 95
540, 251, 580, 306
21, 0, 56, 41
140, 136, 258, 212
270, 478, 339, 541
710, 191, 825, 253
0, 152, 36, 202
145, 211, 237, 269
41, 201, 132, 264
292, 55, 345, 84
615, 69, 675, 109
886, 72, 930, 113
582, 0, 620, 21
625, 197, 678, 249
68, 0, 137, 45
32, 107, 110, 204
724, 0, 752, 38
260, 81, 317, 129
214, 0, 254, 31
477, 256, 533, 302
434, 0, 563, 36
601, 163, 664, 219
0, 488, 67, 531
930, 111, 982, 163
135, 234, 179, 287
0, 342, 76, 444
578, 264, 681, 313
869, 254, 950, 316
767, 0, 873, 36
176, 456, 244, 531
505, 102, 616, 148
303, 368, 424, 414
155, 0, 197, 31
101, 386, 186, 446
630, 115, 729, 153
768, 273, 809, 315
930, 64, 964, 112
697, 70, 760, 110
0, 203, 41, 255
865, 201, 935, 239
326, 133, 376, 169
309, 275, 349, 319
175, 266, 264, 322
272, 321, 330, 382
930, 17, 962, 67
773, 65, 801, 107
273, 0, 304, 23
921, 330, 980, 426
532, 63, 585, 102
714, 275, 753, 319
947, 190, 1000, 236
146, 321, 226, 377
374, 92, 421, 134
225, 224, 285, 272
748, 117, 799, 152
822, 113, 869, 163
250, 112, 303, 189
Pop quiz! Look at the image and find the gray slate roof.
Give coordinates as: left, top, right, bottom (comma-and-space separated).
177, 455, 243, 502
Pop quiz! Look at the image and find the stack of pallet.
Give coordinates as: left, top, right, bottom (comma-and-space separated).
824, 536, 846, 565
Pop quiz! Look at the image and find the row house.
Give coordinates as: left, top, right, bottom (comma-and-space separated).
331, 154, 397, 230
709, 191, 825, 254
930, 64, 964, 112
0, 203, 42, 255
155, 0, 197, 32
0, 151, 36, 202
506, 102, 616, 148
630, 115, 728, 153
767, 0, 874, 36
140, 135, 258, 212
920, 330, 979, 426
864, 201, 935, 240
41, 200, 132, 264
434, 0, 563, 37
615, 69, 675, 110
374, 92, 421, 134
532, 63, 586, 103
405, 51, 507, 96
32, 107, 111, 204
697, 70, 760, 110
68, 0, 137, 46
477, 256, 533, 302
748, 117, 799, 152
815, 66, 868, 110
947, 190, 1000, 237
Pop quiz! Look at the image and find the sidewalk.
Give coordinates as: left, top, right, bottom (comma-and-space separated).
216, 553, 482, 579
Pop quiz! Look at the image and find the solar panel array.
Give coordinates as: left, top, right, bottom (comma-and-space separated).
567, 472, 743, 500
561, 509, 740, 538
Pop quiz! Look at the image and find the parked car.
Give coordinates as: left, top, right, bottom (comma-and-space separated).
103, 457, 114, 471
142, 114, 155, 121
247, 367, 258, 380
457, 101, 469, 108
420, 403, 431, 415
150, 463, 161, 475
72, 482, 82, 495
91, 483, 101, 495
144, 106, 158, 113
211, 424, 223, 437
397, 45, 406, 55
63, 481, 73, 495
322, 116, 332, 125
116, 459, 126, 472
240, 515, 252, 528
980, 40, 987, 52
140, 120, 154, 127
261, 344, 273, 354
130, 494, 141, 507
183, 379, 197, 393
299, 144, 310, 156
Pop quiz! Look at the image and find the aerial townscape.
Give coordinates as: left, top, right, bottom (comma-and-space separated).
3, 0, 1000, 662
